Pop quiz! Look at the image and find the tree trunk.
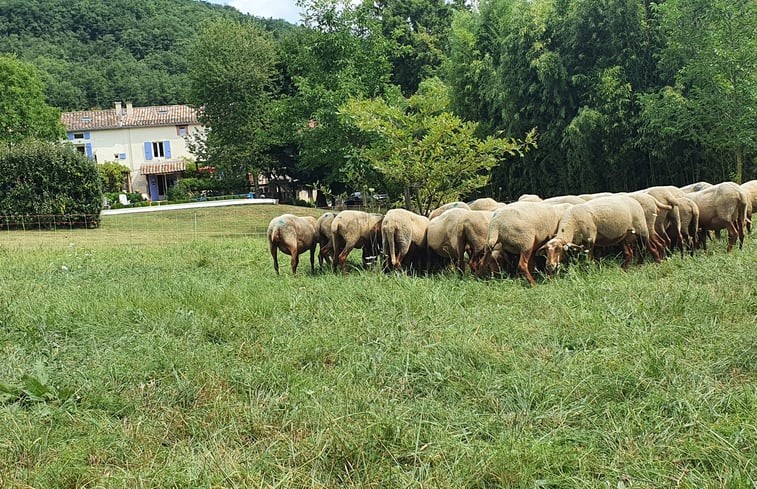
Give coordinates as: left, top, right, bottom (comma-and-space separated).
404, 183, 412, 211
735, 145, 743, 184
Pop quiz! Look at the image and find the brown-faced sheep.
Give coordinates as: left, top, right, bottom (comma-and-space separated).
468, 197, 504, 211
482, 202, 562, 285
539, 195, 650, 271
331, 210, 384, 273
381, 208, 429, 272
625, 192, 669, 262
428, 201, 470, 220
687, 182, 748, 251
316, 212, 337, 267
267, 214, 319, 275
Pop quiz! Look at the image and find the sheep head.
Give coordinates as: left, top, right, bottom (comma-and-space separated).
538, 238, 581, 271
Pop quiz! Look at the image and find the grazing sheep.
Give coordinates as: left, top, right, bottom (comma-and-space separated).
331, 210, 384, 273
542, 195, 587, 205
741, 180, 757, 232
459, 210, 496, 274
428, 201, 470, 220
687, 182, 748, 251
624, 192, 669, 262
680, 181, 713, 193
577, 192, 615, 201
639, 186, 684, 248
482, 202, 562, 285
267, 214, 319, 275
517, 194, 543, 202
468, 197, 504, 211
539, 195, 650, 271
670, 196, 700, 255
316, 212, 337, 267
381, 208, 429, 272
426, 208, 469, 272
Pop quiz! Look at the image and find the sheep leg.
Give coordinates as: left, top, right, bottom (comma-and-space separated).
310, 244, 316, 273
725, 222, 738, 252
289, 246, 300, 274
270, 243, 280, 275
518, 249, 536, 286
339, 242, 356, 273
621, 243, 634, 270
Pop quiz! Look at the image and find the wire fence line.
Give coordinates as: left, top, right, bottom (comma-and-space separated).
0, 210, 278, 249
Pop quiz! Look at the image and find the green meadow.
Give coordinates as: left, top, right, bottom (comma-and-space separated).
0, 205, 755, 488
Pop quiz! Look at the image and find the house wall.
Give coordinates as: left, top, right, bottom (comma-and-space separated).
67, 124, 200, 197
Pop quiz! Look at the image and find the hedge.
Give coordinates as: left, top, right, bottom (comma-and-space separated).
0, 140, 103, 229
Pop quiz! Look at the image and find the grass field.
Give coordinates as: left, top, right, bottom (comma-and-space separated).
0, 205, 755, 488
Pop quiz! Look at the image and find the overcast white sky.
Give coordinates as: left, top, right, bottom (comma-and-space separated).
208, 0, 304, 24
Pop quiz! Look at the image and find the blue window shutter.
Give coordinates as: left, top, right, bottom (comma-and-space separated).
119, 153, 127, 160
68, 133, 74, 140
164, 140, 172, 158
144, 142, 153, 160
84, 132, 90, 140
85, 143, 93, 159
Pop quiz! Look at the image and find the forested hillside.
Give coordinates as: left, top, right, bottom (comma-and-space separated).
0, 0, 291, 110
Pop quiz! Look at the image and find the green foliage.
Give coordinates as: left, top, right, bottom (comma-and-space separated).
641, 0, 757, 183
0, 140, 102, 227
0, 54, 64, 144
188, 18, 280, 182
98, 161, 130, 193
0, 0, 292, 111
343, 78, 536, 214
0, 360, 76, 408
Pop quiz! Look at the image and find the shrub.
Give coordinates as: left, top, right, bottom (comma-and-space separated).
98, 161, 131, 192
0, 140, 103, 228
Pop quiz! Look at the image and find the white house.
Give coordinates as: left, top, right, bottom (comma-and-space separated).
61, 102, 201, 201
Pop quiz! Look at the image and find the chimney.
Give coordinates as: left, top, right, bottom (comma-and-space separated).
114, 101, 122, 113
125, 102, 133, 116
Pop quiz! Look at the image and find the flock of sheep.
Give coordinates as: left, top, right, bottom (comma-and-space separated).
267, 180, 756, 284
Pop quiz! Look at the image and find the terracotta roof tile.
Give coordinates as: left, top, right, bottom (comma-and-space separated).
140, 160, 187, 175
62, 105, 199, 131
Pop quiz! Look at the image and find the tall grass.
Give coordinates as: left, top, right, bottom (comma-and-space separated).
0, 206, 755, 488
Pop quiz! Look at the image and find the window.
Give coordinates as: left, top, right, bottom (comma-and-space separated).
152, 141, 165, 158
75, 145, 86, 154
177, 125, 188, 136
74, 132, 84, 139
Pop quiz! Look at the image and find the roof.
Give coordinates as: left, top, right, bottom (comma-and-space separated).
62, 104, 199, 131
140, 160, 187, 175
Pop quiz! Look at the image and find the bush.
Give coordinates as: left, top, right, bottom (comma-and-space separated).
104, 191, 145, 209
0, 140, 103, 228
98, 161, 131, 192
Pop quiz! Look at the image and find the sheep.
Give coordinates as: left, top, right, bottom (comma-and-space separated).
481, 202, 562, 285
539, 195, 651, 271
680, 181, 713, 193
381, 208, 429, 272
639, 186, 683, 249
426, 207, 469, 272
467, 197, 504, 211
267, 214, 319, 275
670, 196, 700, 255
315, 212, 337, 267
331, 210, 384, 273
577, 192, 615, 201
687, 182, 748, 251
624, 192, 669, 261
741, 180, 757, 232
541, 195, 587, 205
517, 194, 543, 202
459, 210, 496, 274
428, 201, 470, 220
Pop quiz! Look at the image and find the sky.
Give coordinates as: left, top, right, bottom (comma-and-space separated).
208, 0, 304, 24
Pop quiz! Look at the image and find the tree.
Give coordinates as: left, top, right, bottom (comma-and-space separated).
641, 0, 757, 182
342, 78, 536, 215
187, 19, 280, 191
0, 54, 64, 144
